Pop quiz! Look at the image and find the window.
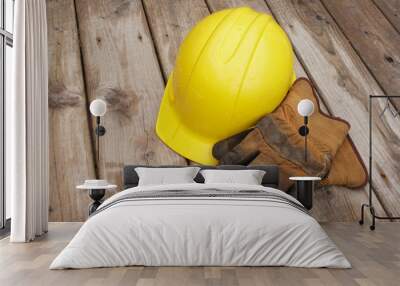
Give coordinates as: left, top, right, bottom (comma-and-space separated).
1, 0, 14, 232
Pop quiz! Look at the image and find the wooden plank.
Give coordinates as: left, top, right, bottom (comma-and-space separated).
373, 0, 400, 33
206, 0, 385, 222
74, 0, 187, 188
322, 0, 400, 105
265, 0, 400, 217
142, 0, 210, 80
142, 0, 210, 166
47, 0, 96, 221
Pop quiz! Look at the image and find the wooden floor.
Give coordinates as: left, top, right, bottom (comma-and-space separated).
0, 222, 399, 286
47, 0, 400, 223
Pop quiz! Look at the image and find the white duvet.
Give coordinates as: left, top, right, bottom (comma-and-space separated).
50, 183, 350, 269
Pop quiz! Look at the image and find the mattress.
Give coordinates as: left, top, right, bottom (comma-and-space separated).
50, 183, 350, 269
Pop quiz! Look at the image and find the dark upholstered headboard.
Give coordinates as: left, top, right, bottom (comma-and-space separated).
123, 165, 280, 189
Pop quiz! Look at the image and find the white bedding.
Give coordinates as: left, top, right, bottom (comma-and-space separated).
50, 183, 350, 269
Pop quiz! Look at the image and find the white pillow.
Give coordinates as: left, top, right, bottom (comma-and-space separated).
135, 167, 200, 186
200, 169, 266, 185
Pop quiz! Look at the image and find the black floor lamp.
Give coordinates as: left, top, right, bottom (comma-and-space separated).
359, 95, 400, 230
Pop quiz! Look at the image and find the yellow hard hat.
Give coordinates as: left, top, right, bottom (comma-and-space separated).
156, 7, 295, 165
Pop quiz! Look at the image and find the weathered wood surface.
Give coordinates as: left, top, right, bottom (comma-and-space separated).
322, 0, 400, 102
373, 0, 400, 33
46, 0, 400, 221
47, 0, 95, 221
206, 0, 385, 222
2, 222, 400, 286
142, 0, 210, 166
265, 0, 400, 217
74, 0, 186, 190
143, 0, 210, 80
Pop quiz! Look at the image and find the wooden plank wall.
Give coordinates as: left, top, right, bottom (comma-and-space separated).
47, 0, 95, 221
265, 0, 400, 218
47, 0, 400, 222
74, 0, 186, 184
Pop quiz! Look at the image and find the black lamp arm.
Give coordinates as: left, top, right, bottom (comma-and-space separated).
95, 117, 106, 136
95, 116, 106, 164
298, 116, 309, 162
298, 116, 309, 136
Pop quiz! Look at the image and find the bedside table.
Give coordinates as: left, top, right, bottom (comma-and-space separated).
289, 177, 321, 210
77, 183, 117, 215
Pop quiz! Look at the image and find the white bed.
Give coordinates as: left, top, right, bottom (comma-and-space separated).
50, 182, 350, 269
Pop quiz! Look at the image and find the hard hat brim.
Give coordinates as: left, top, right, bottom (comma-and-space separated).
156, 73, 219, 165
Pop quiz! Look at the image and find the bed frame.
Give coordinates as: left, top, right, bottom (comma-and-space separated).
123, 165, 280, 190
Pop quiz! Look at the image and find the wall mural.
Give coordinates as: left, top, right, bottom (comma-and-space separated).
47, 0, 400, 222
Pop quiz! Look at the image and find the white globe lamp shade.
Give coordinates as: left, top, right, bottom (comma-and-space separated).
297, 99, 314, 117
90, 99, 107, 117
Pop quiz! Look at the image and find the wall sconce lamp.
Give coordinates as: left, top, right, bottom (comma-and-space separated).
297, 99, 314, 162
89, 99, 107, 162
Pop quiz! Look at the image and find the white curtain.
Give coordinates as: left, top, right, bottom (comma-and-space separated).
7, 0, 49, 242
